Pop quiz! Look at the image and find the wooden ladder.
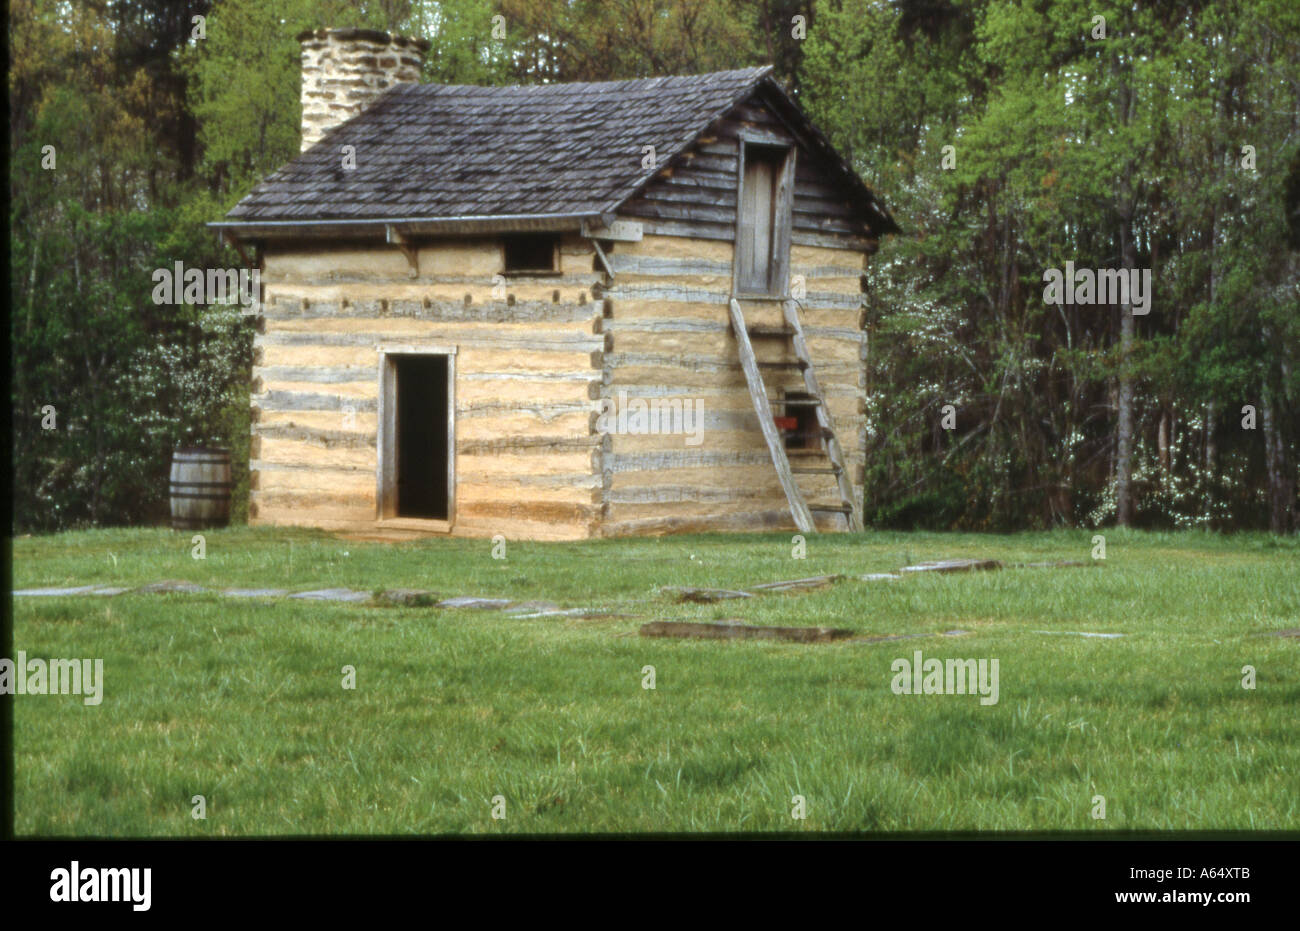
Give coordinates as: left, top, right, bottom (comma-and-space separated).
729, 297, 863, 533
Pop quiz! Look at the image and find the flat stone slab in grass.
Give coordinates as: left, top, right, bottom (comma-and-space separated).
1016, 560, 1092, 569
748, 574, 844, 592
1033, 630, 1124, 639
900, 559, 1003, 574
665, 587, 753, 603
436, 596, 514, 610
510, 606, 637, 619
858, 573, 901, 582
640, 620, 854, 644
664, 577, 844, 603
372, 589, 439, 607
503, 600, 562, 615
289, 588, 372, 603
221, 588, 289, 598
1262, 628, 1300, 639
137, 580, 209, 594
15, 585, 129, 597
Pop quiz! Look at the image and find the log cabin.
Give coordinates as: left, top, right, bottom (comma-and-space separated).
211, 28, 898, 541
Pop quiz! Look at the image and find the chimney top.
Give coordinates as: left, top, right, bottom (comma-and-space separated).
296, 27, 430, 52
298, 28, 429, 153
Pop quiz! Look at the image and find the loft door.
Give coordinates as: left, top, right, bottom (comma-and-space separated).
735, 142, 795, 297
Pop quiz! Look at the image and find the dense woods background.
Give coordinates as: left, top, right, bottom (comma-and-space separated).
10, 0, 1300, 533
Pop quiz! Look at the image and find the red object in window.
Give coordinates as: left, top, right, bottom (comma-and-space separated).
774, 416, 798, 431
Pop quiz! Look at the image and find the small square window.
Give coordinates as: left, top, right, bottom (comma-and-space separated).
502, 235, 559, 274
782, 392, 821, 450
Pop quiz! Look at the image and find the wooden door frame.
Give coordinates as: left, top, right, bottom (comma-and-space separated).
733, 132, 797, 299
376, 344, 457, 531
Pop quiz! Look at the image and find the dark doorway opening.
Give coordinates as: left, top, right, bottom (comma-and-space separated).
395, 354, 449, 519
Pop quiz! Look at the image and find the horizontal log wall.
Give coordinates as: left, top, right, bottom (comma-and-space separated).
252, 236, 604, 540
597, 232, 868, 536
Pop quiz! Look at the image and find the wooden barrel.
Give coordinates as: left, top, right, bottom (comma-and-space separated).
169, 447, 232, 530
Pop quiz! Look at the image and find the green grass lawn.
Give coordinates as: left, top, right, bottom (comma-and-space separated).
10, 526, 1300, 834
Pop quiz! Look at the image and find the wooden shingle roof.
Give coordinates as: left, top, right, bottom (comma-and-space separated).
217, 66, 896, 236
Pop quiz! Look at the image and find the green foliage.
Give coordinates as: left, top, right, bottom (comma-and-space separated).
10, 0, 253, 531
9, 201, 253, 530
496, 0, 765, 81
184, 0, 311, 200
806, 0, 1299, 532
410, 0, 512, 84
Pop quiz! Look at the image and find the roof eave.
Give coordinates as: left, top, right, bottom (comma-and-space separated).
209, 213, 602, 242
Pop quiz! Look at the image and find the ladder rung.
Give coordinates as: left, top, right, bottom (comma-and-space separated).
757, 360, 808, 369
770, 398, 822, 407
791, 466, 841, 474
809, 504, 852, 513
746, 325, 796, 337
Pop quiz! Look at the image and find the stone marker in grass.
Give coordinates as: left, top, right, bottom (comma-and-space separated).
748, 574, 844, 592
289, 588, 372, 603
221, 588, 289, 598
899, 559, 1002, 574
137, 580, 209, 594
511, 606, 636, 619
14, 585, 112, 597
503, 600, 561, 615
664, 587, 753, 603
664, 575, 843, 604
640, 620, 854, 643
15, 585, 132, 596
1033, 630, 1124, 639
437, 596, 514, 610
372, 589, 439, 607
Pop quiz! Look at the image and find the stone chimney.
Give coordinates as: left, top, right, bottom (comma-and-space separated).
297, 28, 429, 152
